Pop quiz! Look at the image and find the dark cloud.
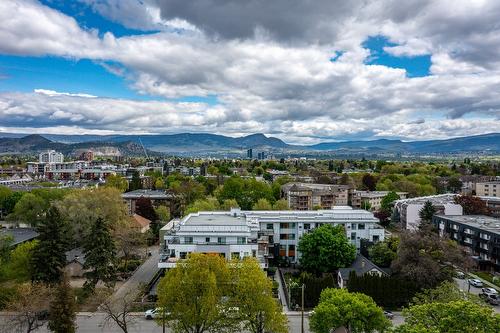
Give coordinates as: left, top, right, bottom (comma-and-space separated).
153, 0, 360, 42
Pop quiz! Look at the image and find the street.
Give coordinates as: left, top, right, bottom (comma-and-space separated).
454, 278, 500, 314
13, 313, 311, 333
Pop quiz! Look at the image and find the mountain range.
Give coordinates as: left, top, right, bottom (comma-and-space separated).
0, 132, 499, 157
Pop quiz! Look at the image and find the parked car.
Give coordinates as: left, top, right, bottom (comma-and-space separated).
480, 293, 499, 306
144, 308, 169, 320
384, 311, 394, 319
455, 271, 465, 279
481, 287, 498, 295
468, 279, 483, 288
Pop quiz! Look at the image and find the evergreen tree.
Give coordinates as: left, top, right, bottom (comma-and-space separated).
419, 200, 436, 225
83, 217, 117, 292
31, 206, 69, 284
48, 276, 76, 333
128, 171, 142, 191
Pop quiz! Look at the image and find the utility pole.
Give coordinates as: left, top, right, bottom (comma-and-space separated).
301, 283, 305, 333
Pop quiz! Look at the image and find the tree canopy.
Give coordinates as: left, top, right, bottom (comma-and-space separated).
298, 224, 356, 274
309, 288, 391, 333
394, 300, 500, 333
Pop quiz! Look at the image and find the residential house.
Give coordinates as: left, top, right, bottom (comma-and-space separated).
337, 254, 389, 288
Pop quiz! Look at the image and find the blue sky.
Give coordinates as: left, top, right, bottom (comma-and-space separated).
0, 0, 498, 142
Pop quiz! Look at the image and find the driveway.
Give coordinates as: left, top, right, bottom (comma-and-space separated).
109, 246, 159, 303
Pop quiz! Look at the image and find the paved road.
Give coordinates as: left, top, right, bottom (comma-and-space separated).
6, 313, 311, 333
454, 278, 500, 313
110, 246, 159, 302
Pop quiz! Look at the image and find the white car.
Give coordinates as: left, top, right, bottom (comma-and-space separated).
481, 287, 498, 295
468, 279, 483, 288
144, 308, 169, 320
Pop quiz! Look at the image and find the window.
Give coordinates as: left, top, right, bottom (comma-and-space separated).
237, 237, 246, 244
252, 250, 257, 257
358, 223, 365, 230
304, 223, 311, 230
205, 237, 210, 243
266, 223, 274, 230
280, 222, 296, 229
351, 223, 357, 230
351, 232, 356, 240
184, 237, 193, 244
179, 252, 187, 259
218, 237, 226, 244
373, 235, 380, 242
280, 234, 296, 240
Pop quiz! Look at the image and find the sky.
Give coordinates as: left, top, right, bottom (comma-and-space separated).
0, 0, 499, 144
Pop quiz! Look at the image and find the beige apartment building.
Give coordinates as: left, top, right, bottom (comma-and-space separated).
349, 190, 408, 211
476, 181, 500, 198
281, 183, 349, 210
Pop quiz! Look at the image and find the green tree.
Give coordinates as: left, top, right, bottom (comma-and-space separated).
184, 197, 220, 215
221, 198, 239, 210
447, 176, 463, 193
155, 205, 171, 221
156, 253, 236, 333
381, 191, 400, 212
362, 173, 377, 191
0, 234, 13, 262
1, 240, 38, 282
394, 300, 500, 333
368, 241, 396, 267
252, 198, 272, 210
272, 199, 289, 210
8, 192, 46, 225
31, 206, 69, 284
418, 200, 436, 226
55, 187, 129, 245
232, 257, 287, 333
411, 281, 482, 306
298, 225, 356, 275
83, 217, 117, 292
391, 230, 469, 291
128, 171, 142, 191
48, 276, 76, 333
310, 288, 391, 333
105, 174, 129, 192
0, 185, 13, 217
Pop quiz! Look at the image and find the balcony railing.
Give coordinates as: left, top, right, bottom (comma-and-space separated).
166, 239, 257, 246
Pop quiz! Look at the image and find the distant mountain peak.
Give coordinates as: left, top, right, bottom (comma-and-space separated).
19, 134, 51, 145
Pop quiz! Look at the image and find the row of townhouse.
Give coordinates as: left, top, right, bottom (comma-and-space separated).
158, 207, 385, 269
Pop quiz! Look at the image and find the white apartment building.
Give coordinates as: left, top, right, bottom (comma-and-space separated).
39, 150, 64, 164
394, 194, 463, 230
159, 207, 384, 269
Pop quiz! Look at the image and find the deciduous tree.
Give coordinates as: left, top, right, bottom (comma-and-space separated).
309, 288, 390, 333
394, 300, 500, 333
2, 283, 51, 333
105, 174, 129, 192
232, 257, 287, 333
252, 198, 272, 210
298, 225, 356, 275
454, 194, 491, 215
156, 253, 236, 333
